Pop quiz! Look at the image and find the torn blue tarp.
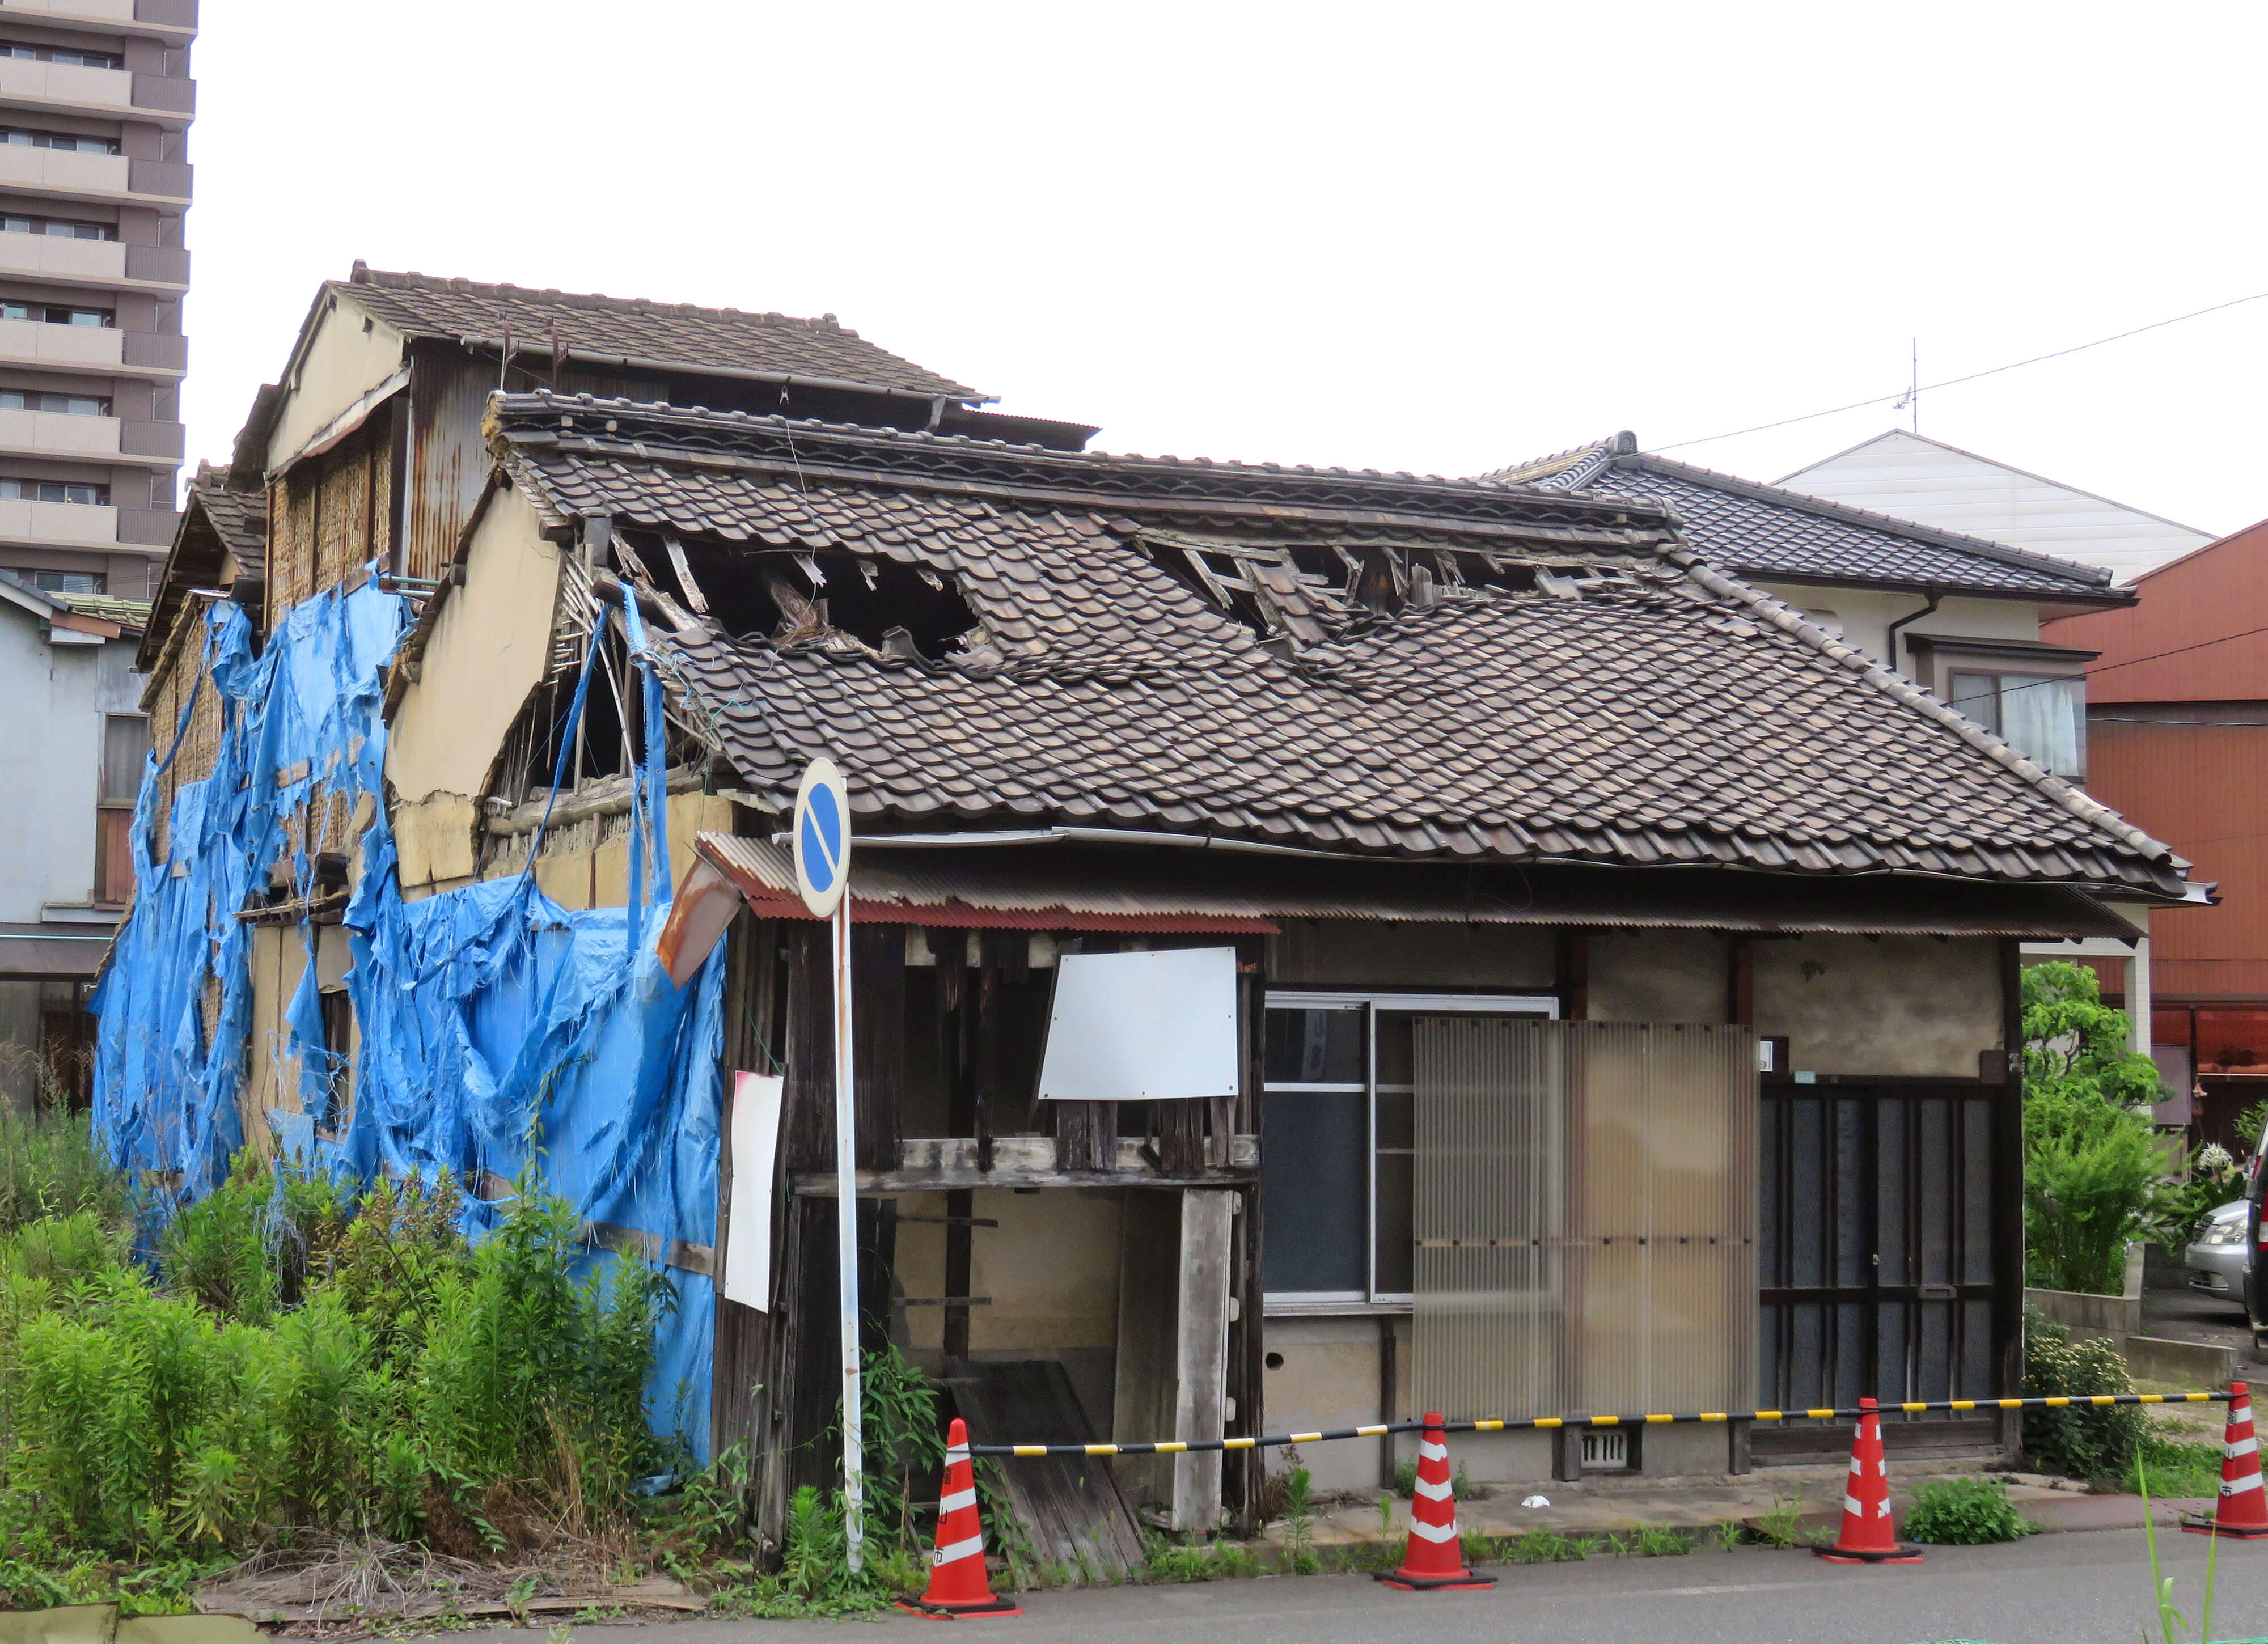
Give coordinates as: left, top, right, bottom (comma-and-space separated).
93, 579, 726, 1458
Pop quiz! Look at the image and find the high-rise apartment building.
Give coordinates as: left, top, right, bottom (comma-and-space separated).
0, 1, 191, 602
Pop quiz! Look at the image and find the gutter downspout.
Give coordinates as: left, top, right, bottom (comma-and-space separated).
1883, 588, 1943, 682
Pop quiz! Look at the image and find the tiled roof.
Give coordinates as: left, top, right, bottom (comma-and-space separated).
1484, 437, 2122, 600
488, 392, 2185, 896
136, 462, 268, 672
189, 462, 267, 575
339, 264, 985, 402
54, 592, 151, 630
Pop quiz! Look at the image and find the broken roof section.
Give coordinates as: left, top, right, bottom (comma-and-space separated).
1486, 432, 2125, 603
486, 391, 2186, 898
341, 262, 987, 402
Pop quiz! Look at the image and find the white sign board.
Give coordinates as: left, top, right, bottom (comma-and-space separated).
721, 1070, 784, 1311
1036, 946, 1240, 1102
792, 757, 850, 919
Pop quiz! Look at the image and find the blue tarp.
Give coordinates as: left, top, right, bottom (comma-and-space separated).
92, 580, 725, 1458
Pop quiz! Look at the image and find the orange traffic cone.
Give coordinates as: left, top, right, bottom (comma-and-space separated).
1817, 1397, 1922, 1564
899, 1417, 1023, 1618
2182, 1382, 2268, 1540
1375, 1412, 1496, 1591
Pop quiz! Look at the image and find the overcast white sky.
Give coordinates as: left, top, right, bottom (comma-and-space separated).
185, 2, 2268, 537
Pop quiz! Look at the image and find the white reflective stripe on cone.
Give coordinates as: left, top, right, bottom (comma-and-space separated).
945, 1448, 971, 1466
933, 1535, 986, 1565
1408, 1518, 1459, 1544
1877, 1499, 1892, 1518
1843, 1495, 1863, 1516
2227, 1436, 2260, 1457
1419, 1441, 1449, 1461
2224, 1472, 2265, 1495
940, 1488, 978, 1515
1848, 1457, 1863, 1474
1414, 1476, 1454, 1502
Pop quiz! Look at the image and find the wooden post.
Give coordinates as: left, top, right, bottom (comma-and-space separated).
943, 1187, 974, 1361
1173, 1189, 1234, 1533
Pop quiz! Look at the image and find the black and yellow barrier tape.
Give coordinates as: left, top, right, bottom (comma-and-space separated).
968, 1391, 2235, 1458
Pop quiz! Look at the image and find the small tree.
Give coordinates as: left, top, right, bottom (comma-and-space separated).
2021, 962, 2167, 1295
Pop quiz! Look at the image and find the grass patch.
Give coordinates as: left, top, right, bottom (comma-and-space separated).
1508, 1526, 1592, 1563
2129, 1435, 2228, 1499
1747, 1496, 1817, 1549
1902, 1477, 2036, 1545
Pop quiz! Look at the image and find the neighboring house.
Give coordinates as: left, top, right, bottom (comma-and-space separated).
108, 283, 2195, 1556
1778, 429, 2213, 586
2042, 517, 2268, 1147
0, 0, 196, 602
0, 567, 146, 1108
1486, 433, 2166, 1026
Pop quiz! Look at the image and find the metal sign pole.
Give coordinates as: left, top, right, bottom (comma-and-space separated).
832, 888, 864, 1572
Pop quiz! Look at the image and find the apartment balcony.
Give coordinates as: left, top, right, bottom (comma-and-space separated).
0, 314, 117, 368
0, 56, 192, 125
0, 232, 187, 292
0, 406, 179, 466
0, 496, 116, 545
0, 315, 179, 378
0, 143, 191, 206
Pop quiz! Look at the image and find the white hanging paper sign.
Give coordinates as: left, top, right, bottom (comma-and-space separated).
723, 1070, 784, 1311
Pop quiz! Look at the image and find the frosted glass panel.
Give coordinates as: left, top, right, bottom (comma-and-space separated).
1414, 1020, 1757, 1421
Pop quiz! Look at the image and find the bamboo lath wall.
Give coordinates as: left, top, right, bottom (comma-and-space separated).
265, 417, 395, 630
143, 613, 226, 862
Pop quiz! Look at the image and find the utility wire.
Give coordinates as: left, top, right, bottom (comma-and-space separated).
1653, 289, 2268, 453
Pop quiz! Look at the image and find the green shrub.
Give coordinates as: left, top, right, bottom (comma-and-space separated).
1901, 1476, 2035, 1544
0, 1096, 134, 1235
2022, 1313, 2146, 1480
2021, 963, 2167, 1295
0, 1160, 668, 1558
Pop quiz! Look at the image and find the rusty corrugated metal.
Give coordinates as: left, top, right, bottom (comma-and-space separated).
691, 832, 2141, 938
407, 354, 499, 583
2088, 717, 2268, 997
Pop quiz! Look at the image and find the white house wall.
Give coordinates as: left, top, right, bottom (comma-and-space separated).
1778, 431, 2211, 584
1747, 583, 2042, 680
0, 601, 139, 922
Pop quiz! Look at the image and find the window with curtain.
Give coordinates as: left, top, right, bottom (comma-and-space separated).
1947, 671, 2085, 778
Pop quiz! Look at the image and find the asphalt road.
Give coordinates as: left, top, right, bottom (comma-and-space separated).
511, 1530, 2268, 1644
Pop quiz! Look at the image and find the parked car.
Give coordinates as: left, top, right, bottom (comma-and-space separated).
2185, 1198, 2252, 1315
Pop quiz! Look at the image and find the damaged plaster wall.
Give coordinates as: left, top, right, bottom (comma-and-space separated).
265, 297, 407, 470
390, 486, 560, 891
1751, 934, 2003, 1077
1586, 928, 1727, 1023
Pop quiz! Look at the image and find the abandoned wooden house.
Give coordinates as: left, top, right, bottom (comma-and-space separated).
112, 268, 2195, 1560
390, 387, 2186, 1526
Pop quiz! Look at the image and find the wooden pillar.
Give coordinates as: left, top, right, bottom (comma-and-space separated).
851, 923, 904, 1173
1173, 1188, 1234, 1533
1556, 930, 1589, 1022
943, 1187, 975, 1361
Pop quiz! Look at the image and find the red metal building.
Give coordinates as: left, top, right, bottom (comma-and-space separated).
2045, 518, 2268, 1147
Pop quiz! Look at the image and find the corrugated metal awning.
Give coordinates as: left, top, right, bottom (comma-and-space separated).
690, 834, 2140, 941
0, 929, 111, 978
